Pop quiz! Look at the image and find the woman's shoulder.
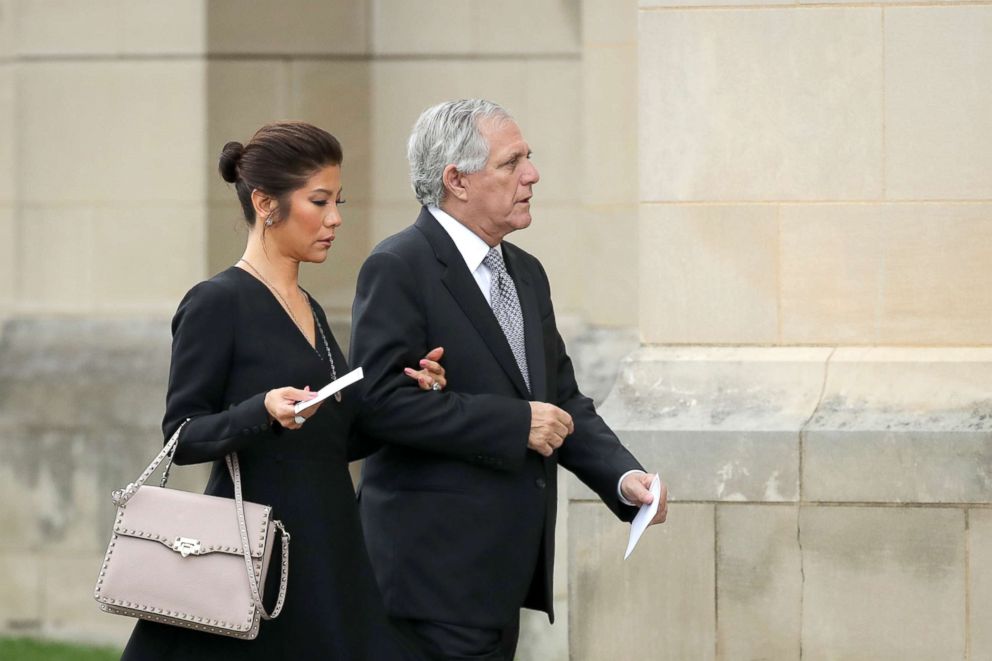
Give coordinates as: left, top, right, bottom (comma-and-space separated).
173, 267, 247, 323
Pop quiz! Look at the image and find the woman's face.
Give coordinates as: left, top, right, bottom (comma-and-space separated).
273, 164, 344, 264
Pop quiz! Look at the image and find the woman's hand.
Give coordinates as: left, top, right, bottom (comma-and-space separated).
403, 346, 447, 391
265, 386, 320, 430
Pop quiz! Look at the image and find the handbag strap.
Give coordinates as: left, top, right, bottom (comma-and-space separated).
112, 418, 290, 621
227, 452, 290, 620
112, 419, 190, 508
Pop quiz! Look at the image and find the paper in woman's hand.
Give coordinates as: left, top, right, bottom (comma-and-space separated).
294, 367, 364, 413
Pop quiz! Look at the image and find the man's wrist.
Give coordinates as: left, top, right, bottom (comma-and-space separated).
617, 469, 648, 506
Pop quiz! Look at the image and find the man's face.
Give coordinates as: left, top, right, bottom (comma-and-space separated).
463, 118, 540, 242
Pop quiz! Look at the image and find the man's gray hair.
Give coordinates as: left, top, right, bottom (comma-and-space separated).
407, 99, 513, 207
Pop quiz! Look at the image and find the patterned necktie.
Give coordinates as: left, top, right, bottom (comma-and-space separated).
483, 246, 531, 393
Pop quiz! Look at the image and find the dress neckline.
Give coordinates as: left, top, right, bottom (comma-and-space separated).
228, 265, 321, 353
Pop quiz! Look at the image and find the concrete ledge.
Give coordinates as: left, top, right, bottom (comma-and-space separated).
804, 348, 992, 503
571, 346, 992, 505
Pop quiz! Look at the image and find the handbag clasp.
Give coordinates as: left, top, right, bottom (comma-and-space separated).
173, 537, 202, 558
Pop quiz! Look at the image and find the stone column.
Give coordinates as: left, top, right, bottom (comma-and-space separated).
569, 0, 992, 659
0, 0, 209, 642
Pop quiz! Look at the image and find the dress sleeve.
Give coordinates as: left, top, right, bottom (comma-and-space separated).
162, 280, 278, 465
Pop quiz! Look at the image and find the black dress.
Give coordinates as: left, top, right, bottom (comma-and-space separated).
121, 267, 416, 660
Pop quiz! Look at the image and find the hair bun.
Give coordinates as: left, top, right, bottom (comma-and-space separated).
219, 141, 245, 183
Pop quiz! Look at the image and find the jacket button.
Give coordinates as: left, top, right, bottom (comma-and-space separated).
535, 478, 546, 489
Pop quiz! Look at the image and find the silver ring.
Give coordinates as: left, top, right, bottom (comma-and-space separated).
293, 415, 306, 425
431, 382, 441, 391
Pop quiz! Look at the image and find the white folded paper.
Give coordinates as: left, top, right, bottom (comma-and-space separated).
624, 473, 661, 560
293, 367, 364, 414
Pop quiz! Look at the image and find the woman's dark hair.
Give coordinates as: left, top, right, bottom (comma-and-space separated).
218, 122, 343, 226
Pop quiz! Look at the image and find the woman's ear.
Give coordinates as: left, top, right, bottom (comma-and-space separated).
250, 189, 277, 223
442, 164, 470, 202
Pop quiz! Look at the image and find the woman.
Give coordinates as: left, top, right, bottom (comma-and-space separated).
122, 122, 438, 659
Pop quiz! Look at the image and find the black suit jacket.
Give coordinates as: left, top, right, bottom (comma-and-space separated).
351, 208, 643, 628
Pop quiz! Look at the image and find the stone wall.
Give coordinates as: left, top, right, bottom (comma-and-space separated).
571, 348, 992, 659
565, 0, 992, 657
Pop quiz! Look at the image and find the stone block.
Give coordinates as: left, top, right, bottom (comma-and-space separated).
13, 0, 119, 56
800, 506, 966, 660
207, 201, 250, 277
583, 0, 636, 46
207, 61, 288, 204
42, 552, 132, 645
569, 502, 715, 660
523, 62, 581, 205
474, 0, 580, 55
886, 7, 992, 200
206, 0, 368, 55
639, 8, 882, 201
0, 428, 141, 554
0, 440, 41, 549
0, 551, 41, 630
0, 64, 13, 202
0, 206, 13, 307
565, 324, 640, 406
641, 0, 791, 7
582, 46, 638, 207
19, 207, 94, 310
639, 205, 779, 344
970, 509, 992, 660
12, 0, 203, 56
90, 206, 206, 310
510, 204, 585, 314
518, 603, 566, 661
368, 202, 423, 245
118, 0, 206, 54
580, 207, 638, 327
372, 0, 473, 55
18, 61, 206, 205
598, 347, 830, 432
804, 348, 992, 503
780, 203, 992, 344
569, 429, 799, 504
716, 504, 801, 660
290, 60, 373, 203
0, 0, 12, 59
0, 317, 171, 431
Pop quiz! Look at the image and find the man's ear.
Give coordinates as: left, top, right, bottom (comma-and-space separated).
250, 189, 278, 222
442, 164, 470, 203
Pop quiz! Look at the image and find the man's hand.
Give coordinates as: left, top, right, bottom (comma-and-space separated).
620, 472, 669, 525
527, 402, 574, 457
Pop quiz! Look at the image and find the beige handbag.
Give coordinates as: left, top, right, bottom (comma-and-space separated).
94, 420, 290, 639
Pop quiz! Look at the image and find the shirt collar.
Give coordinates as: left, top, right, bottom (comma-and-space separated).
427, 206, 499, 273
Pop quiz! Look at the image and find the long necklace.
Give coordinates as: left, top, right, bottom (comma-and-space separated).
238, 258, 341, 402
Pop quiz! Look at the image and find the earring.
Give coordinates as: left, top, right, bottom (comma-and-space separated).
264, 214, 274, 227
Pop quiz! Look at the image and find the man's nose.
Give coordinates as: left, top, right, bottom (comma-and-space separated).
523, 160, 540, 185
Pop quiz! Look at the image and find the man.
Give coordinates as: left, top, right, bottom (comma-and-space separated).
351, 99, 667, 661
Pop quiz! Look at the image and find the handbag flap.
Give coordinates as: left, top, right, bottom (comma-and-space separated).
114, 486, 271, 559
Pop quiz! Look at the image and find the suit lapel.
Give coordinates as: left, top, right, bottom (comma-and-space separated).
415, 209, 532, 399
504, 244, 547, 403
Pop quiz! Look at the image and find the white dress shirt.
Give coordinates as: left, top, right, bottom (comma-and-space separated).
427, 207, 650, 508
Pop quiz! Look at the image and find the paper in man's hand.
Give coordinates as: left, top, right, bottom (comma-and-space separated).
624, 473, 661, 560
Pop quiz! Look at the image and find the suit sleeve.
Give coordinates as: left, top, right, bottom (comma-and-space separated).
351, 250, 531, 471
536, 264, 645, 522
163, 280, 279, 465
